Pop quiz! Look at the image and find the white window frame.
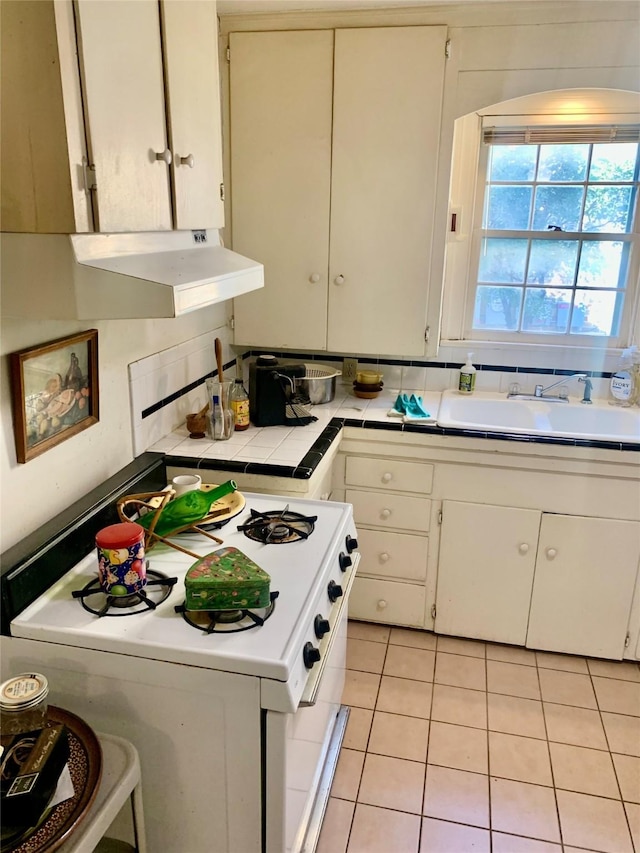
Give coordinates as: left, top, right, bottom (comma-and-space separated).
441, 112, 640, 356
464, 126, 640, 347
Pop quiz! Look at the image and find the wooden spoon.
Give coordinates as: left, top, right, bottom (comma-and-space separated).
214, 338, 223, 382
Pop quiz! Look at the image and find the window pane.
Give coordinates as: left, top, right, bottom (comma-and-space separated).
589, 142, 638, 182
473, 286, 522, 330
583, 186, 634, 232
489, 145, 537, 181
522, 288, 574, 333
478, 238, 528, 283
527, 239, 578, 285
576, 241, 624, 287
533, 186, 583, 231
485, 186, 532, 229
537, 144, 589, 182
571, 290, 619, 335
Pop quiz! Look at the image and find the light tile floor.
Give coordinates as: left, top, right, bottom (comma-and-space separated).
317, 621, 640, 853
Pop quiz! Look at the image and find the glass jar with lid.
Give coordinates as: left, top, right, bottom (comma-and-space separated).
0, 672, 49, 734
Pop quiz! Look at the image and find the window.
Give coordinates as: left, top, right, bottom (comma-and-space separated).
467, 125, 640, 345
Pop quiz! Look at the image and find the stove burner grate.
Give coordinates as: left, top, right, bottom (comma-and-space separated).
175, 591, 279, 634
238, 507, 317, 544
72, 569, 178, 617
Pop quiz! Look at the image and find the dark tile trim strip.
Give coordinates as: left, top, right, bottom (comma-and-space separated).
241, 349, 613, 379
141, 358, 237, 420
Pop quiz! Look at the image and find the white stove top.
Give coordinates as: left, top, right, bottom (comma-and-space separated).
10, 494, 356, 686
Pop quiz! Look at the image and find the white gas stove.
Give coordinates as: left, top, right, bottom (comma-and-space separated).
4, 493, 359, 853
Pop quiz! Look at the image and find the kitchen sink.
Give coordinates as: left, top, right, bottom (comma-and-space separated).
437, 390, 640, 443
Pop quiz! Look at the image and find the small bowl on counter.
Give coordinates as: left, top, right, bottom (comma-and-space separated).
356, 370, 384, 386
353, 380, 384, 399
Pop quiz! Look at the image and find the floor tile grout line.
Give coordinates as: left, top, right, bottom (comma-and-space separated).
419, 641, 436, 825
537, 659, 564, 849
589, 664, 636, 846
483, 639, 493, 850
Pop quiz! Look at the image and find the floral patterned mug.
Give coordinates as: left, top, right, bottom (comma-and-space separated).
96, 522, 146, 595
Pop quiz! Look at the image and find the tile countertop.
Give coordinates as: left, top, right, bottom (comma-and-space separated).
152, 385, 639, 480
151, 386, 442, 478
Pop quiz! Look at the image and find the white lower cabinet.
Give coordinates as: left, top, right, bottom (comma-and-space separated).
527, 514, 640, 659
350, 577, 427, 628
435, 501, 540, 645
339, 453, 434, 628
436, 501, 640, 659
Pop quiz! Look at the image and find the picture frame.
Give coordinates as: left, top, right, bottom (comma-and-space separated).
10, 330, 99, 463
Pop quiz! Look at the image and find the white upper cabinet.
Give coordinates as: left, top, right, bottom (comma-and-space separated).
161, 1, 225, 230
1, 0, 224, 234
229, 30, 333, 351
230, 25, 447, 356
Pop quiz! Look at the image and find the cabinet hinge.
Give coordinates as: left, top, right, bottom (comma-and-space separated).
625, 633, 630, 648
82, 157, 97, 193
226, 46, 230, 62
220, 183, 225, 201
445, 39, 451, 59
425, 326, 430, 344
228, 315, 235, 331
431, 604, 437, 620
438, 509, 443, 525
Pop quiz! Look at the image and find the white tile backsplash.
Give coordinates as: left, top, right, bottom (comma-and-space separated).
128, 326, 232, 455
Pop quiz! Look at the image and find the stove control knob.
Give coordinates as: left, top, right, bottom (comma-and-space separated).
327, 580, 343, 602
338, 552, 352, 572
345, 535, 358, 553
303, 642, 321, 669
314, 615, 331, 639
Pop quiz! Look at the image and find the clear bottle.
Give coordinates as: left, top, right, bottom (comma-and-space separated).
230, 378, 250, 431
609, 347, 637, 407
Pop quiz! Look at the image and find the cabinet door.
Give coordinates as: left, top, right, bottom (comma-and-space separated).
162, 0, 224, 229
328, 26, 447, 355
435, 501, 540, 645
75, 0, 172, 231
230, 31, 333, 349
527, 515, 640, 659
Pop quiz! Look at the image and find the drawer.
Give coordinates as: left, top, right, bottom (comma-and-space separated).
350, 577, 426, 628
345, 456, 434, 494
346, 489, 431, 533
357, 529, 428, 583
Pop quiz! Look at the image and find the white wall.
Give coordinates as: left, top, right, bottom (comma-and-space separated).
0, 306, 230, 551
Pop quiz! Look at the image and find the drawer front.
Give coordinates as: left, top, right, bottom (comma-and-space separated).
357, 528, 428, 582
345, 456, 433, 494
347, 489, 431, 533
350, 577, 426, 627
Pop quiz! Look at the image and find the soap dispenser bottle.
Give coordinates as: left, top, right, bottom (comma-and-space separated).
458, 353, 476, 395
609, 347, 637, 407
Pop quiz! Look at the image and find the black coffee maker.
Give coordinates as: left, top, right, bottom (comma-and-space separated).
249, 355, 307, 426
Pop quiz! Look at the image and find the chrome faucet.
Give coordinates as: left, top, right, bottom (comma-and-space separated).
534, 373, 587, 399
508, 373, 593, 404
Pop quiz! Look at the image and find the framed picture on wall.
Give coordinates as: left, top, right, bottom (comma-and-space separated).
10, 330, 99, 463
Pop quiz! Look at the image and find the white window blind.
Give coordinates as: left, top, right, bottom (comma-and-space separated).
483, 124, 640, 146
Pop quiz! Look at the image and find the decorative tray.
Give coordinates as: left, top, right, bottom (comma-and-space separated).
2, 707, 102, 853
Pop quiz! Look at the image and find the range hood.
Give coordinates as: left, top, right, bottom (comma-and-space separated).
0, 230, 264, 320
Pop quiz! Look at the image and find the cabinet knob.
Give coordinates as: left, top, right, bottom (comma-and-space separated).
546, 548, 558, 560
380, 508, 392, 520
377, 599, 388, 610
381, 472, 393, 483
155, 148, 172, 165
334, 274, 345, 285
309, 273, 321, 283
178, 153, 195, 168
518, 543, 530, 555
379, 552, 390, 563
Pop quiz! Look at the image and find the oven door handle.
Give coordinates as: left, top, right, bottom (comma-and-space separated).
299, 554, 359, 708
